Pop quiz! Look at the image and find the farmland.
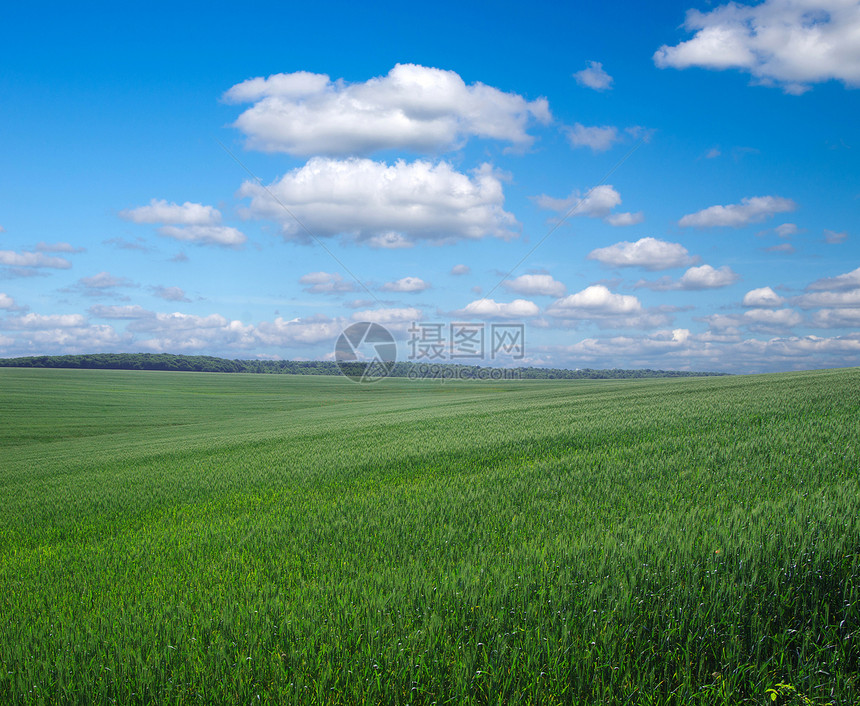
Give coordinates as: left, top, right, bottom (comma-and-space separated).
0, 367, 858, 704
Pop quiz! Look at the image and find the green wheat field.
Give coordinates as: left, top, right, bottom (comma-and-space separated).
1, 367, 858, 704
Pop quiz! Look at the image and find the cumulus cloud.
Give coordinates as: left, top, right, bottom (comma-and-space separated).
450, 264, 471, 276
120, 199, 220, 225
0, 249, 71, 269
240, 158, 517, 246
605, 211, 645, 227
544, 330, 860, 373
796, 289, 860, 309
547, 285, 642, 317
350, 307, 423, 326
255, 314, 346, 347
743, 307, 803, 331
573, 61, 614, 90
654, 0, 860, 94
824, 229, 848, 244
127, 312, 257, 351
679, 196, 796, 228
534, 184, 640, 226
637, 264, 740, 290
807, 266, 860, 291
380, 276, 430, 293
157, 225, 246, 247
501, 274, 566, 297
299, 271, 358, 294
121, 198, 246, 247
564, 123, 621, 152
545, 285, 670, 330
455, 298, 540, 319
0, 315, 127, 355
587, 237, 696, 271
811, 308, 860, 328
0, 293, 22, 311
3, 313, 88, 329
742, 286, 784, 307
224, 63, 551, 155
679, 264, 740, 289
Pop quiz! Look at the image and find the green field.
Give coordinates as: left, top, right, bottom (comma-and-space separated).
1, 367, 858, 704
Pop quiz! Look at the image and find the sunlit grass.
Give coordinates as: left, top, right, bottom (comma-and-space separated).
1, 367, 858, 703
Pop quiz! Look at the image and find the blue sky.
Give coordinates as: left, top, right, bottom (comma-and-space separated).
1, 0, 858, 373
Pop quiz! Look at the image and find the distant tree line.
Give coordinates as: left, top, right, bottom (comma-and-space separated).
0, 353, 728, 379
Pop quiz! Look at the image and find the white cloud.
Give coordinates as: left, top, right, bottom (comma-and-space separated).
0, 321, 126, 355
224, 63, 551, 155
705, 147, 721, 159
638, 264, 740, 290
679, 196, 796, 228
455, 298, 540, 319
544, 331, 860, 373
547, 285, 642, 316
450, 264, 470, 276
157, 225, 246, 247
299, 271, 358, 294
807, 266, 860, 291
366, 232, 414, 249
0, 249, 71, 269
743, 307, 803, 330
654, 0, 860, 94
605, 211, 645, 227
120, 199, 220, 226
3, 313, 88, 329
152, 285, 190, 302
0, 293, 19, 310
811, 308, 860, 328
775, 223, 800, 238
824, 229, 848, 244
255, 315, 346, 346
380, 276, 430, 293
350, 307, 423, 325
534, 184, 640, 226
121, 198, 246, 247
564, 123, 621, 152
573, 61, 614, 91
795, 289, 860, 309
588, 237, 696, 270
501, 274, 566, 297
679, 264, 740, 289
239, 158, 518, 246
128, 312, 257, 352
743, 286, 784, 307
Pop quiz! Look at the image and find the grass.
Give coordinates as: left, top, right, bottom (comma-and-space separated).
0, 367, 858, 704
